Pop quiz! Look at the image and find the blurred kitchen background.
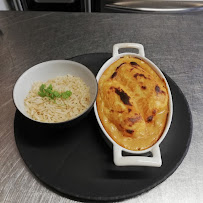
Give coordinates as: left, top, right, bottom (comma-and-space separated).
0, 0, 203, 13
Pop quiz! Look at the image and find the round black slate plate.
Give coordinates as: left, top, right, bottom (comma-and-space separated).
14, 53, 193, 202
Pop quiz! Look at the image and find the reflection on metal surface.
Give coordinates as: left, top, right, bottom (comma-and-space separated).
34, 0, 75, 2
14, 0, 24, 11
84, 0, 91, 12
105, 0, 203, 12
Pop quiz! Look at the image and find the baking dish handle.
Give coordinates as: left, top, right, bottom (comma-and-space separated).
113, 43, 145, 57
113, 144, 162, 167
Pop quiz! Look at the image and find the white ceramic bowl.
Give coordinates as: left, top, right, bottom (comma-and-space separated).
13, 60, 98, 125
94, 43, 173, 167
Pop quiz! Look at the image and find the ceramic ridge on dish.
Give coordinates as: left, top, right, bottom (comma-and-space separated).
96, 55, 169, 151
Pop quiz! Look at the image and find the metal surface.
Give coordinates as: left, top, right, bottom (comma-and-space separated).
105, 0, 203, 12
84, 0, 91, 12
0, 11, 203, 203
34, 0, 75, 3
13, 0, 24, 11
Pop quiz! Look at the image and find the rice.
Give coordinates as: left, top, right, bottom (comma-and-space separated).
24, 75, 90, 123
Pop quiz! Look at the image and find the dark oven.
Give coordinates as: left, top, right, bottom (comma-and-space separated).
14, 0, 94, 12
12, 0, 203, 13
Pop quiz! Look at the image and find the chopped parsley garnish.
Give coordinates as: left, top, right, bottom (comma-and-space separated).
38, 84, 72, 101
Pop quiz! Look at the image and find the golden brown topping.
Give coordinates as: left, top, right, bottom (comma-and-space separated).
147, 115, 153, 122
111, 72, 117, 79
130, 61, 138, 66
125, 129, 134, 135
116, 63, 126, 70
152, 109, 157, 115
115, 88, 132, 106
96, 55, 169, 151
118, 110, 124, 113
155, 85, 165, 94
134, 73, 147, 79
128, 116, 142, 124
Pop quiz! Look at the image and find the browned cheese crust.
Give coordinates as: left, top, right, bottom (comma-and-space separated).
97, 56, 169, 151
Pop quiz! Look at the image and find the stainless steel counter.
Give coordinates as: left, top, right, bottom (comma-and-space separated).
0, 11, 203, 203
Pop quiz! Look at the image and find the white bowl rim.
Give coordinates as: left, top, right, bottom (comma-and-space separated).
13, 59, 98, 124
94, 52, 173, 154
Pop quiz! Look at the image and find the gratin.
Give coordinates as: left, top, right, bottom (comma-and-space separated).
96, 55, 169, 151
